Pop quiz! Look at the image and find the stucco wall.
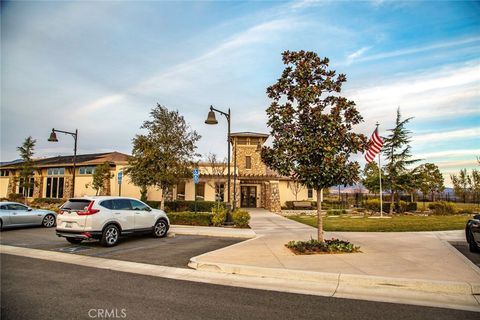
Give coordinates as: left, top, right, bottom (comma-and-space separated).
278, 181, 316, 206
0, 177, 9, 198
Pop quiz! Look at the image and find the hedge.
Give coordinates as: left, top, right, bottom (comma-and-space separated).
166, 212, 212, 226
31, 198, 65, 205
364, 199, 417, 213
147, 200, 225, 213
428, 201, 456, 215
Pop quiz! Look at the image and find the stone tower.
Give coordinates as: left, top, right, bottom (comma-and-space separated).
230, 132, 269, 176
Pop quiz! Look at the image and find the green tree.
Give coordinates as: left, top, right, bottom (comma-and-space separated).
382, 108, 418, 214
362, 161, 384, 194
415, 163, 445, 209
17, 136, 37, 203
261, 50, 368, 242
127, 104, 201, 210
451, 169, 471, 203
471, 169, 480, 205
86, 162, 114, 196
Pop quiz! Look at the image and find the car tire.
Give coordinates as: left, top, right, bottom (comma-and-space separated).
468, 230, 480, 253
100, 224, 120, 247
42, 214, 56, 228
66, 238, 83, 244
0, 219, 2, 231
153, 219, 168, 238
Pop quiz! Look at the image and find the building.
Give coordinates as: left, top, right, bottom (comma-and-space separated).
0, 132, 317, 211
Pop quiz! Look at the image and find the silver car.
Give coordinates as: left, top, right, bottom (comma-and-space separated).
0, 201, 57, 230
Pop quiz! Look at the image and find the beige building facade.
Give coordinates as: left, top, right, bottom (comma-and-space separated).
0, 132, 317, 212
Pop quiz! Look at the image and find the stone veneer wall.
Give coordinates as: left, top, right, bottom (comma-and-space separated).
33, 176, 44, 198
269, 181, 282, 213
64, 177, 74, 199
234, 144, 266, 176
6, 177, 17, 196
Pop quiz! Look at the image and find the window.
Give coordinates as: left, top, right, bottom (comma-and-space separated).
79, 166, 96, 175
61, 199, 90, 211
176, 182, 186, 200
0, 205, 6, 210
308, 188, 313, 199
245, 156, 252, 169
237, 138, 248, 145
130, 200, 150, 211
18, 177, 34, 198
112, 199, 132, 210
7, 203, 28, 210
99, 200, 114, 209
0, 170, 9, 177
47, 167, 65, 175
215, 183, 225, 202
45, 177, 64, 198
195, 182, 205, 201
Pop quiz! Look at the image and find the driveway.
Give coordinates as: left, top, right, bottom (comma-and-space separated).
0, 226, 242, 268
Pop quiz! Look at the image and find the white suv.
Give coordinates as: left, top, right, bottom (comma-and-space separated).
56, 196, 170, 247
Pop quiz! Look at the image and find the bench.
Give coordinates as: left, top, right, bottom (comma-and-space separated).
292, 201, 313, 209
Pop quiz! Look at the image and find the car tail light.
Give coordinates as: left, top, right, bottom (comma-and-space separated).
77, 201, 99, 215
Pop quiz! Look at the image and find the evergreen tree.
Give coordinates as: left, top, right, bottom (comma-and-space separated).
382, 108, 418, 213
17, 136, 37, 202
87, 162, 114, 196
126, 104, 201, 210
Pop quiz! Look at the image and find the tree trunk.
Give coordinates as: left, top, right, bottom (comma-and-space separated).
389, 191, 394, 214
160, 188, 166, 211
317, 189, 324, 242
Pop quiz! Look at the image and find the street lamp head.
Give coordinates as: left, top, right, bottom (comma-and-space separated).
48, 129, 58, 142
205, 109, 218, 125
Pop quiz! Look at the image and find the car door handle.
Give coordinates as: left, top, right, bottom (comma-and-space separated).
12, 213, 17, 215
114, 212, 121, 215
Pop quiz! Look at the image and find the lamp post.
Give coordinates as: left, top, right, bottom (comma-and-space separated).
205, 106, 234, 224
48, 128, 78, 198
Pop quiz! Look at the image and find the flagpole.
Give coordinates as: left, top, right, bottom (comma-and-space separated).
376, 122, 383, 217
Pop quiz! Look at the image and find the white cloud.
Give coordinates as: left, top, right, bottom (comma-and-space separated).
346, 46, 371, 65
415, 149, 480, 160
350, 36, 480, 64
414, 128, 480, 144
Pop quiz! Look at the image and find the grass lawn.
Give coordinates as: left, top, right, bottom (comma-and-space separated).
288, 214, 472, 232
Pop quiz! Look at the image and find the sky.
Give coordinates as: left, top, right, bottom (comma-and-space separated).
1, 0, 479, 187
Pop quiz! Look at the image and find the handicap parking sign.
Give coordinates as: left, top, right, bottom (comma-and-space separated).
193, 168, 199, 184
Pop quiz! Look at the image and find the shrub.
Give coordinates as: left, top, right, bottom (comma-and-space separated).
406, 202, 418, 212
147, 200, 224, 213
31, 198, 64, 205
232, 209, 250, 228
365, 199, 389, 213
327, 209, 346, 215
286, 238, 360, 254
211, 205, 227, 227
428, 201, 456, 215
166, 211, 212, 226
8, 193, 24, 202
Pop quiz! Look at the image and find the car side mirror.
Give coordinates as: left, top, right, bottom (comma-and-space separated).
474, 214, 480, 220
145, 207, 152, 212
27, 208, 32, 211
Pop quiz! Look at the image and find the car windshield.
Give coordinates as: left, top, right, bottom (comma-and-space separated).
62, 199, 91, 211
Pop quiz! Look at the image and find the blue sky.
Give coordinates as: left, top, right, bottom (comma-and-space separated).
1, 0, 479, 186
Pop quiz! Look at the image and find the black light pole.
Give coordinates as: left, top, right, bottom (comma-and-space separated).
48, 128, 78, 197
205, 106, 233, 224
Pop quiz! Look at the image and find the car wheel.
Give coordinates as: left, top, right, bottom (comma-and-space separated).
42, 214, 56, 228
153, 219, 168, 238
0, 219, 2, 231
100, 224, 120, 247
66, 238, 83, 244
468, 230, 480, 253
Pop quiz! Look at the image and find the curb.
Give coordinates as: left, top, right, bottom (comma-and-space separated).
188, 257, 479, 295
170, 225, 256, 239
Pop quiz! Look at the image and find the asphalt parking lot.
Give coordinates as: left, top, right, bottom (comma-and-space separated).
0, 226, 243, 268
450, 242, 480, 268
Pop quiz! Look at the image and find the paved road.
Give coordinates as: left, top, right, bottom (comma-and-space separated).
0, 226, 241, 268
1, 254, 478, 320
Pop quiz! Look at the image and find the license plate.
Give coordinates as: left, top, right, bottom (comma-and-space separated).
65, 223, 72, 228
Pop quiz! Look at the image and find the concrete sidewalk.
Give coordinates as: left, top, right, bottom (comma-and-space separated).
189, 208, 480, 310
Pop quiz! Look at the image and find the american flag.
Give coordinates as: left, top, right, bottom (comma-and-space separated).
365, 128, 383, 163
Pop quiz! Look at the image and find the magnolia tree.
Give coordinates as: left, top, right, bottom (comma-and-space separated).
261, 51, 368, 242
